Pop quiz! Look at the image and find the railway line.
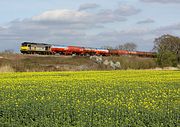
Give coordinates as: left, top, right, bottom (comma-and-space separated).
20, 42, 156, 57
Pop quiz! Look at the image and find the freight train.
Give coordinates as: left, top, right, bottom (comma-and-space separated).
20, 42, 156, 57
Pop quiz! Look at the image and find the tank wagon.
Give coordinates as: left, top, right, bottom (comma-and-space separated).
20, 42, 156, 57
66, 46, 85, 55
51, 45, 67, 55
95, 48, 110, 56
109, 50, 129, 56
83, 47, 96, 56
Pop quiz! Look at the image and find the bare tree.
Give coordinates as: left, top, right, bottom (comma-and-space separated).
117, 42, 137, 51
116, 44, 124, 50
101, 46, 114, 49
3, 49, 14, 54
153, 34, 180, 67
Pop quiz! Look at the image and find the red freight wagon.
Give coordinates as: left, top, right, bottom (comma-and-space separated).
136, 51, 146, 56
109, 50, 118, 55
50, 45, 67, 54
95, 48, 109, 56
66, 46, 84, 55
83, 47, 96, 55
128, 51, 138, 55
136, 51, 156, 57
145, 52, 156, 57
117, 50, 129, 55
109, 50, 129, 55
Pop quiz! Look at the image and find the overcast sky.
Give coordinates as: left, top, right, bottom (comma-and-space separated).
0, 0, 180, 52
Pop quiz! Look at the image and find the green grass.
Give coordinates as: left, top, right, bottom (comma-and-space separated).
0, 70, 180, 127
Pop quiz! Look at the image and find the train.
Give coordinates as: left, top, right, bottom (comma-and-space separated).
20, 42, 156, 57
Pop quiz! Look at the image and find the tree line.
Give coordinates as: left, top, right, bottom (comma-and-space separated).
102, 42, 137, 51
102, 34, 180, 67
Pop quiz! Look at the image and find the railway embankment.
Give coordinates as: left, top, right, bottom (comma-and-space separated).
0, 53, 160, 72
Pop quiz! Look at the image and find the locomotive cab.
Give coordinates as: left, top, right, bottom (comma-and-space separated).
20, 42, 52, 54
20, 42, 29, 53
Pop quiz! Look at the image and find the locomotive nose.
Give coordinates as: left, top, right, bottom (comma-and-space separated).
20, 46, 28, 51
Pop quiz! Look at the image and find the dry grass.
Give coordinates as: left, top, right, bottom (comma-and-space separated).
0, 53, 157, 72
105, 56, 157, 69
0, 65, 14, 73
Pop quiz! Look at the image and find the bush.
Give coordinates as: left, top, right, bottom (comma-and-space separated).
157, 50, 177, 67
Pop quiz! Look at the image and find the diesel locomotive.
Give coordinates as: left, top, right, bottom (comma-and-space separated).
20, 42, 52, 55
20, 42, 156, 57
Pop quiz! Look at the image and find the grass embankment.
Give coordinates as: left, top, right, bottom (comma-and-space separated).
0, 53, 156, 72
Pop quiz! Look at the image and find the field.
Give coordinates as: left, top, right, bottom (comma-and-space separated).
0, 70, 180, 127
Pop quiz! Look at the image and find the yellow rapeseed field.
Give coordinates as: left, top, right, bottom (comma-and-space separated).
0, 70, 180, 126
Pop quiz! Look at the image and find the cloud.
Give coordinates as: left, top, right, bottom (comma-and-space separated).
2, 21, 180, 52
140, 0, 180, 4
86, 29, 154, 51
87, 22, 180, 50
137, 18, 155, 24
78, 3, 100, 11
32, 9, 91, 23
32, 4, 141, 25
0, 27, 4, 30
32, 9, 127, 25
0, 4, 142, 51
152, 22, 180, 34
94, 28, 151, 41
115, 4, 141, 16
